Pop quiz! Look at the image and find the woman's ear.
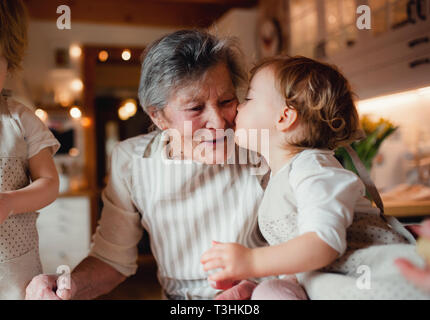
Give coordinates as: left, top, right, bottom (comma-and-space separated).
275, 106, 298, 132
147, 106, 167, 130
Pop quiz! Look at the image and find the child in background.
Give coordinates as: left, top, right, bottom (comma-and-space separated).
0, 0, 60, 299
396, 219, 430, 292
201, 56, 430, 299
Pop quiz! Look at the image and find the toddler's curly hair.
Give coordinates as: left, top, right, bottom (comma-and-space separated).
0, 0, 29, 72
250, 56, 362, 150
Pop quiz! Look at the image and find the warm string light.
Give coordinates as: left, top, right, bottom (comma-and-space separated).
69, 44, 82, 59
80, 117, 92, 128
70, 106, 82, 119
35, 109, 48, 122
70, 79, 84, 92
68, 148, 80, 157
118, 99, 137, 121
121, 49, 131, 61
98, 50, 109, 62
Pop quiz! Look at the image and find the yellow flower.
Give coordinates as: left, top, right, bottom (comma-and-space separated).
359, 116, 396, 138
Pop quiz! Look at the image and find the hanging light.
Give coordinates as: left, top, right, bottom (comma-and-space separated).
118, 99, 137, 121
70, 106, 82, 119
81, 117, 92, 128
121, 49, 131, 61
98, 50, 109, 62
68, 147, 80, 157
35, 109, 48, 122
118, 106, 129, 121
70, 79, 84, 92
123, 99, 137, 116
69, 44, 82, 59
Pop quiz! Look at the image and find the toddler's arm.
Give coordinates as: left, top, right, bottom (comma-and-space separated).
0, 147, 59, 222
201, 233, 339, 282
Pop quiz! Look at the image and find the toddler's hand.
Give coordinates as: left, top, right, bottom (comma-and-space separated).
0, 193, 13, 224
209, 279, 239, 290
201, 241, 255, 282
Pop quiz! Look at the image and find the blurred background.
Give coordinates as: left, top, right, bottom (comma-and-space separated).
4, 0, 430, 299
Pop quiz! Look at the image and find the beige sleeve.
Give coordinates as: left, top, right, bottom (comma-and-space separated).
89, 143, 144, 277
11, 100, 60, 158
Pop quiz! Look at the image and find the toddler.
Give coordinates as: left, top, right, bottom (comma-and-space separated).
0, 0, 60, 299
201, 56, 430, 299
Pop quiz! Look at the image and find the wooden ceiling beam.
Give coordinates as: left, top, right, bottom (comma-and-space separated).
149, 0, 257, 6
23, 0, 258, 28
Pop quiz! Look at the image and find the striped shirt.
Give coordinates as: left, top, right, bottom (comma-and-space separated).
89, 130, 270, 299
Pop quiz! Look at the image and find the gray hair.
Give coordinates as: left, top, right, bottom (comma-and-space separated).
138, 29, 246, 112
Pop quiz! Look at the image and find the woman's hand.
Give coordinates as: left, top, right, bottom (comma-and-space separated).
395, 220, 430, 292
0, 192, 13, 224
201, 241, 255, 282
25, 273, 75, 300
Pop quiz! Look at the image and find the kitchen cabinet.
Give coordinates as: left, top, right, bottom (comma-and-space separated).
289, 0, 319, 58
37, 195, 91, 274
284, 0, 430, 99
326, 19, 430, 99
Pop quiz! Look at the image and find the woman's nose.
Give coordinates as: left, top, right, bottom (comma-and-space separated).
205, 105, 226, 129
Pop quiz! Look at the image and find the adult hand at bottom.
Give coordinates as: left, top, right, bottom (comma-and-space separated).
25, 273, 75, 300
214, 280, 257, 300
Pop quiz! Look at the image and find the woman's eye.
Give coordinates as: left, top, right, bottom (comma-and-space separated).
189, 106, 203, 112
221, 98, 235, 105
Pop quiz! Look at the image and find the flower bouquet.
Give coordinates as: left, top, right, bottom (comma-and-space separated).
335, 115, 398, 175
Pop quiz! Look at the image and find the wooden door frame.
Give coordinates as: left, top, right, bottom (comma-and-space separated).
82, 45, 145, 234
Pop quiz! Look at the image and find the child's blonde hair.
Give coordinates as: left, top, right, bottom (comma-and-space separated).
250, 55, 362, 150
0, 0, 29, 71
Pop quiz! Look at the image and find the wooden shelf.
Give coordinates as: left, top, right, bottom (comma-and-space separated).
58, 189, 95, 198
384, 200, 430, 217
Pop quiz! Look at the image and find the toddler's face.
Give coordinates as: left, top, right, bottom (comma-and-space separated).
234, 66, 285, 152
0, 53, 7, 93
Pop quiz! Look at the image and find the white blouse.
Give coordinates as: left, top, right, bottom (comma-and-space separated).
89, 130, 270, 299
258, 149, 380, 256
1, 97, 60, 159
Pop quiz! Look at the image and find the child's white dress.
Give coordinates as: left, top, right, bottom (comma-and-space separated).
0, 91, 59, 299
258, 148, 430, 299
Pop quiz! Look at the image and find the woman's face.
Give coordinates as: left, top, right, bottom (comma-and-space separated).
0, 53, 7, 93
151, 62, 238, 164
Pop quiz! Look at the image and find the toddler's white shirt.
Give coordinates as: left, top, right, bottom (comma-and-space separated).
259, 149, 379, 256
4, 99, 59, 159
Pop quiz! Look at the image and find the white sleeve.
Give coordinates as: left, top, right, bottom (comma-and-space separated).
89, 143, 144, 277
290, 158, 365, 256
12, 101, 60, 158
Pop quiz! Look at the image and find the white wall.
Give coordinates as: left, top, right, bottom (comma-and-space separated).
6, 20, 177, 107
358, 87, 430, 191
210, 8, 259, 69
7, 12, 260, 108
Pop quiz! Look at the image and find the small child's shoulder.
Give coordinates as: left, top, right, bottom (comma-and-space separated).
3, 98, 38, 124
288, 148, 357, 185
4, 97, 27, 113
292, 149, 341, 171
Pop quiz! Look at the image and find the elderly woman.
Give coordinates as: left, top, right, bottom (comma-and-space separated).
26, 30, 302, 300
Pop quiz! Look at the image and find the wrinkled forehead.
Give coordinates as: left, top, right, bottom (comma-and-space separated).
168, 65, 237, 104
